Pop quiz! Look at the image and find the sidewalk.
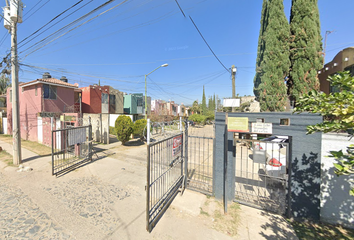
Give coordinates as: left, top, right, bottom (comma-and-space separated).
0, 139, 298, 240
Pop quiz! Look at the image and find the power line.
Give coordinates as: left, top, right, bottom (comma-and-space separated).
19, 0, 88, 47
30, 9, 176, 57
20, 0, 129, 59
22, 0, 51, 22
174, 0, 186, 18
23, 0, 45, 17
188, 15, 231, 74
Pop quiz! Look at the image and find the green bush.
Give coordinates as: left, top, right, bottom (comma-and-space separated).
188, 114, 207, 125
133, 119, 147, 140
115, 115, 133, 145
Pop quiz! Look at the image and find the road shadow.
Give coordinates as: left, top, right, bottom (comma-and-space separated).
124, 140, 145, 147
22, 153, 51, 163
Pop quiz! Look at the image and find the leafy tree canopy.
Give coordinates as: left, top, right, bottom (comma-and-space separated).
294, 71, 354, 196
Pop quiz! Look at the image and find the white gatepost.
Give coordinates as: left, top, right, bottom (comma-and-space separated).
179, 117, 182, 132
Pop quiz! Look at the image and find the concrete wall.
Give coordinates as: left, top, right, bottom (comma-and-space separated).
109, 114, 133, 127
83, 113, 109, 144
7, 84, 42, 142
321, 133, 354, 229
109, 87, 124, 114
318, 47, 354, 94
81, 86, 110, 114
2, 117, 7, 134
43, 85, 75, 113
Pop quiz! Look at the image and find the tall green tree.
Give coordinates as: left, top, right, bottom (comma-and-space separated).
288, 0, 323, 103
208, 96, 213, 112
201, 85, 207, 115
190, 100, 200, 114
213, 94, 216, 111
254, 0, 290, 111
0, 74, 10, 95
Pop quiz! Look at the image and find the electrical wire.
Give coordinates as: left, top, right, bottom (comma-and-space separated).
20, 0, 129, 59
19, 0, 89, 47
22, 0, 51, 22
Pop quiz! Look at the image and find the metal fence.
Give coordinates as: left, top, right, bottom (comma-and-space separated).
187, 134, 214, 195
52, 125, 92, 176
146, 132, 185, 232
148, 120, 184, 143
234, 136, 290, 215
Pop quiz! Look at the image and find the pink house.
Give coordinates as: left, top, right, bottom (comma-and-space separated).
7, 73, 81, 146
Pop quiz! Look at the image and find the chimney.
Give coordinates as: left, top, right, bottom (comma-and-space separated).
43, 72, 51, 79
60, 76, 68, 83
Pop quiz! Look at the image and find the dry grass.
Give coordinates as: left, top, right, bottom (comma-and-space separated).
0, 135, 51, 156
0, 149, 14, 166
199, 198, 240, 237
290, 219, 354, 240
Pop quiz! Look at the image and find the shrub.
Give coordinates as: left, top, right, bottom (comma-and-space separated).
115, 115, 133, 145
189, 114, 207, 125
133, 119, 147, 141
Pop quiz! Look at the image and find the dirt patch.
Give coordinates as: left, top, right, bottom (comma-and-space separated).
199, 197, 240, 237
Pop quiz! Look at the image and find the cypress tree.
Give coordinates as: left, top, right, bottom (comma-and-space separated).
213, 94, 216, 111
254, 0, 290, 111
208, 96, 213, 112
288, 0, 323, 103
201, 86, 207, 115
254, 0, 268, 100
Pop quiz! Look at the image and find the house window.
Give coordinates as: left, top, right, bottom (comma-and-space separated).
10, 90, 12, 102
109, 94, 116, 113
344, 64, 354, 77
35, 86, 37, 96
280, 118, 290, 126
43, 84, 57, 99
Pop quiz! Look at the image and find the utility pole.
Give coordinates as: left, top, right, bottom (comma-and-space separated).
231, 65, 237, 112
4, 0, 23, 165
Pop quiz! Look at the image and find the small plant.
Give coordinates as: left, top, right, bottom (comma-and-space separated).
109, 126, 116, 136
133, 119, 147, 141
115, 115, 133, 145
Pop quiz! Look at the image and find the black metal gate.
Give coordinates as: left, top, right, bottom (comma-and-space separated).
146, 131, 186, 232
234, 134, 291, 215
187, 132, 214, 195
52, 125, 92, 176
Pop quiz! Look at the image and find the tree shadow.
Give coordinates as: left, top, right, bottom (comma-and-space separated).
290, 152, 321, 220
259, 211, 298, 240
124, 140, 145, 147
320, 145, 354, 229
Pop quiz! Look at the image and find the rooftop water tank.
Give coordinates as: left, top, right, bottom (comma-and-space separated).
60, 76, 68, 83
43, 72, 51, 79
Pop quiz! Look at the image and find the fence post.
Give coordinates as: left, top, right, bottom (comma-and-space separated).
89, 116, 92, 161
179, 116, 182, 131
147, 119, 150, 145
184, 120, 188, 190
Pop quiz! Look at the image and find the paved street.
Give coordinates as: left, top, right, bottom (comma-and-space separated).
0, 172, 71, 239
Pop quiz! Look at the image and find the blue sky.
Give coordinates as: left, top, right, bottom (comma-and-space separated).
1, 0, 354, 105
